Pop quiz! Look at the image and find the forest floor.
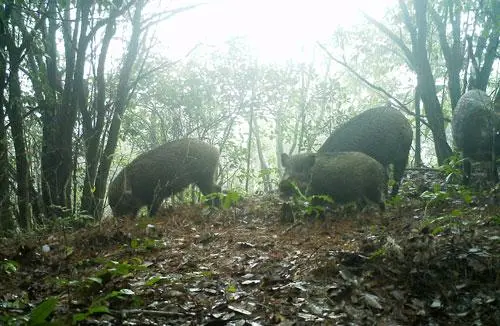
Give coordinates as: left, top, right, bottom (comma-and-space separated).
1, 171, 499, 325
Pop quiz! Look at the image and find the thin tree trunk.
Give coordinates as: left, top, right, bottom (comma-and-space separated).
414, 0, 452, 164
0, 24, 13, 227
289, 104, 301, 155
252, 114, 271, 192
245, 106, 254, 193
366, 1, 452, 164
467, 16, 499, 91
40, 0, 94, 215
414, 86, 422, 167
94, 0, 145, 218
494, 88, 500, 112
430, 2, 463, 110
7, 57, 32, 229
3, 1, 34, 227
298, 64, 312, 152
41, 0, 69, 214
0, 107, 13, 228
80, 4, 118, 216
290, 65, 310, 154
275, 112, 284, 174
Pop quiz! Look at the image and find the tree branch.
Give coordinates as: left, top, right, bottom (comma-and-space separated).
429, 6, 452, 63
317, 42, 431, 129
363, 11, 415, 68
141, 4, 205, 31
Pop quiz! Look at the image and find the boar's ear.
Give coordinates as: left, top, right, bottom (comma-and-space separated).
281, 153, 290, 168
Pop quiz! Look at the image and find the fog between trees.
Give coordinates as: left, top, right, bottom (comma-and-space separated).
0, 0, 498, 229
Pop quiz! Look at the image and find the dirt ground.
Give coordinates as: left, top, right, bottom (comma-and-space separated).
1, 175, 499, 325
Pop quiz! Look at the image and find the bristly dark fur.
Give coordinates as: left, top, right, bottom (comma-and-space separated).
319, 106, 412, 196
452, 89, 499, 184
108, 138, 220, 217
280, 151, 387, 211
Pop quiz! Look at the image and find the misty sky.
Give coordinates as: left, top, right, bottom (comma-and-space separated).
152, 0, 396, 62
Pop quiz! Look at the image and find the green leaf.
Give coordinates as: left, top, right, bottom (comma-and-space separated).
226, 283, 237, 293
87, 277, 102, 284
28, 297, 58, 325
145, 276, 163, 286
462, 192, 472, 204
64, 246, 74, 258
88, 305, 110, 314
222, 190, 242, 209
1, 260, 19, 274
431, 226, 445, 235
105, 290, 125, 300
72, 312, 88, 323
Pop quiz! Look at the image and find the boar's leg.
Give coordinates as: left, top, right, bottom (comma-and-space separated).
489, 141, 498, 182
148, 181, 168, 217
148, 186, 169, 216
122, 205, 140, 219
391, 159, 407, 196
486, 160, 498, 183
357, 195, 384, 212
148, 200, 162, 217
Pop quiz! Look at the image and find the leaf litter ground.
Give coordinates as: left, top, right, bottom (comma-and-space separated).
1, 180, 499, 325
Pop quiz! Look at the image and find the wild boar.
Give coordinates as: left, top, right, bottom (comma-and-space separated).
318, 106, 412, 196
452, 89, 499, 184
279, 151, 387, 211
108, 138, 221, 217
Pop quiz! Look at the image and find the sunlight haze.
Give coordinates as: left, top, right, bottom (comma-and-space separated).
154, 0, 396, 62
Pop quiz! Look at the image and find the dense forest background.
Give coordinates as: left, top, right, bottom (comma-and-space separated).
0, 0, 499, 229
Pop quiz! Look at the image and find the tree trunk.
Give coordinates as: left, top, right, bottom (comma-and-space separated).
414, 86, 422, 167
494, 88, 500, 112
298, 64, 312, 153
275, 112, 284, 175
466, 3, 499, 91
3, 1, 35, 228
0, 107, 13, 229
0, 19, 14, 227
368, 1, 453, 165
399, 0, 452, 165
7, 56, 32, 229
37, 0, 96, 217
80, 4, 118, 217
93, 0, 145, 218
245, 106, 254, 193
40, 0, 71, 215
290, 65, 311, 154
412, 0, 452, 164
430, 2, 463, 110
252, 113, 272, 192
